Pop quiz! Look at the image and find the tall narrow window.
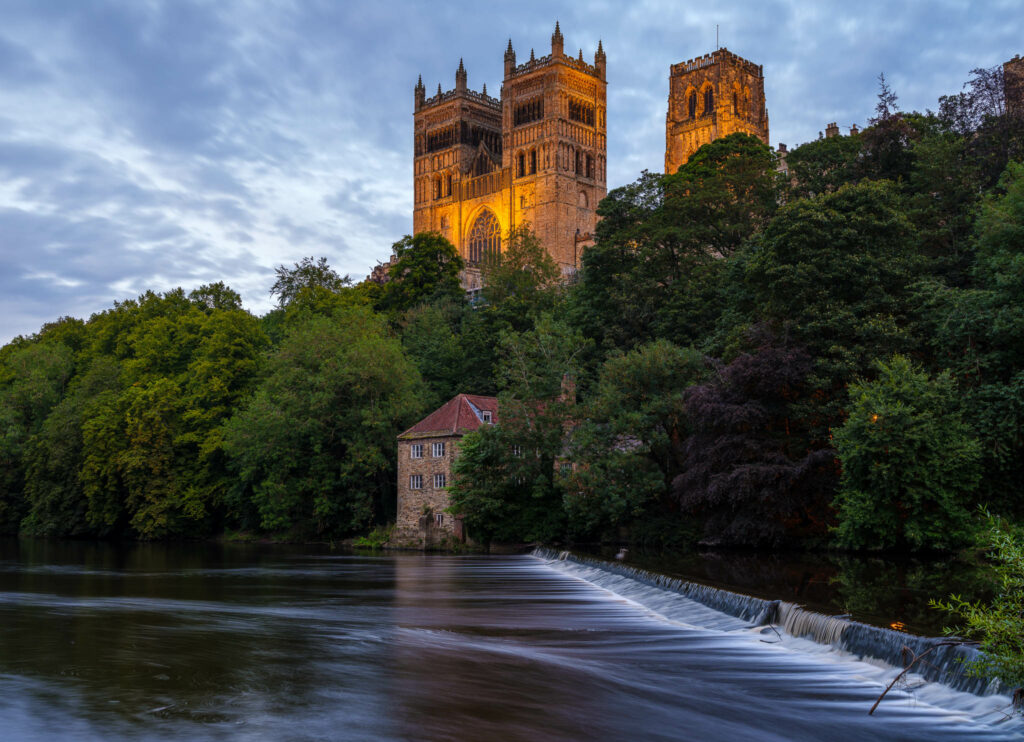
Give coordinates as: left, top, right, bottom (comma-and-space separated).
517, 152, 525, 177
530, 150, 537, 174
733, 92, 739, 115
688, 92, 697, 118
574, 150, 582, 175
704, 87, 714, 115
467, 210, 500, 266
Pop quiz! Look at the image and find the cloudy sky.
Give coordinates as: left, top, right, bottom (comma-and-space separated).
1, 0, 1020, 343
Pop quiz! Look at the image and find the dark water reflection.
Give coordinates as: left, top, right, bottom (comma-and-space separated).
0, 539, 1018, 741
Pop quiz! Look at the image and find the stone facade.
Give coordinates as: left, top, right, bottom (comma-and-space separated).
413, 23, 607, 286
665, 48, 769, 174
1006, 54, 1024, 116
391, 394, 498, 548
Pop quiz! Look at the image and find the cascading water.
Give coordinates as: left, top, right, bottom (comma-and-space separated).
534, 548, 1003, 699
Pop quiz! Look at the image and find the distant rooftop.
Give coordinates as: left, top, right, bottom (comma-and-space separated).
399, 394, 499, 439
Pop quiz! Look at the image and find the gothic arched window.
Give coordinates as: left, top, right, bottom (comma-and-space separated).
467, 210, 500, 265
704, 87, 714, 115
733, 92, 739, 115
688, 92, 697, 118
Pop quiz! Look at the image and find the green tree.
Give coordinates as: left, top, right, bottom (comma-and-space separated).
270, 256, 351, 308
785, 131, 863, 199
0, 333, 77, 532
746, 180, 918, 411
224, 306, 426, 537
379, 232, 464, 314
933, 513, 1024, 708
449, 315, 587, 544
832, 356, 981, 551
566, 340, 706, 538
481, 225, 562, 330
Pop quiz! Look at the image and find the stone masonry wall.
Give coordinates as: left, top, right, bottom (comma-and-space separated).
392, 435, 461, 548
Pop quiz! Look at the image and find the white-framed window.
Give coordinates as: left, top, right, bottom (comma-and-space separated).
512, 445, 522, 457
432, 442, 445, 458
410, 474, 423, 490
482, 410, 492, 423
410, 444, 423, 459
433, 473, 446, 488
434, 512, 444, 525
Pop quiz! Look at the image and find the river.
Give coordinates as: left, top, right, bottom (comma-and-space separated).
0, 539, 1020, 740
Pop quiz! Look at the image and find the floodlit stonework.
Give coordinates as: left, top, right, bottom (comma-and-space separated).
413, 23, 607, 286
665, 48, 769, 174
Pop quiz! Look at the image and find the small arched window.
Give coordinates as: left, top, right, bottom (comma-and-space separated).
688, 92, 697, 119
530, 149, 537, 175
704, 87, 714, 115
467, 210, 501, 266
433, 177, 441, 200
517, 152, 525, 177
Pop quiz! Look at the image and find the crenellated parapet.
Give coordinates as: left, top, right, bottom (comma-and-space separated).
671, 48, 763, 78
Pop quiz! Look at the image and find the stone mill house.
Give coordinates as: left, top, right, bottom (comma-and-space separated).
390, 393, 497, 548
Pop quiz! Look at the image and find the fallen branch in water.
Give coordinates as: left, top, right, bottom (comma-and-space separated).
869, 641, 965, 715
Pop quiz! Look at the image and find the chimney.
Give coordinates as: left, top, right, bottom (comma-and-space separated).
777, 143, 787, 153
850, 123, 860, 135
825, 122, 839, 138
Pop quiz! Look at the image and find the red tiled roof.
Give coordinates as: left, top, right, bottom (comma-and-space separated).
399, 394, 499, 439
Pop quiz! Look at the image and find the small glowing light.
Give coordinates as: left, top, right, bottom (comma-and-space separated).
870, 414, 879, 423
890, 621, 906, 632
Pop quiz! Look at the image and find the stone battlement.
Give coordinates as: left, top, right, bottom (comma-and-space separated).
671, 48, 763, 79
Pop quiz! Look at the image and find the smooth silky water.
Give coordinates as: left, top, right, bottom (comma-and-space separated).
0, 539, 1021, 741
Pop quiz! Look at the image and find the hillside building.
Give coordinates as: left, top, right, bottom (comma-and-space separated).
392, 394, 498, 548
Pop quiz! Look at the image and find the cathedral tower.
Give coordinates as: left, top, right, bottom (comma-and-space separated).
413, 24, 606, 289
665, 48, 768, 174
501, 23, 607, 274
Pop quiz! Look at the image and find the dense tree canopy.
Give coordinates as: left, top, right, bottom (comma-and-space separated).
2, 67, 1022, 552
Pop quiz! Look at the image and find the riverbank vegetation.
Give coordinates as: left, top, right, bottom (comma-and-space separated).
1, 67, 1022, 552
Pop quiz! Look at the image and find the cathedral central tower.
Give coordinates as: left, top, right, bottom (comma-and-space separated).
665, 48, 768, 173
413, 24, 607, 289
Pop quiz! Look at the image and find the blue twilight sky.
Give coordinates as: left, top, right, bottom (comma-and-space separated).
0, 0, 1020, 344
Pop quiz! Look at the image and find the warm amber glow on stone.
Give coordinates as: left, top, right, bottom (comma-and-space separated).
413, 26, 607, 288
665, 48, 769, 174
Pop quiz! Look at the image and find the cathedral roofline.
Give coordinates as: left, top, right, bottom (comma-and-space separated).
418, 86, 501, 112
671, 47, 763, 78
505, 50, 602, 81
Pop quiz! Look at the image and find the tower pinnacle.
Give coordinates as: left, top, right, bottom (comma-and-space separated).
551, 20, 564, 56
456, 58, 467, 91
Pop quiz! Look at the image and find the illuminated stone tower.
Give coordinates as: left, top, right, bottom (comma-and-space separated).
501, 23, 607, 275
413, 23, 607, 289
665, 48, 768, 174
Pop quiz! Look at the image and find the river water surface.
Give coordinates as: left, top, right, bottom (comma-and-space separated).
1, 540, 1020, 741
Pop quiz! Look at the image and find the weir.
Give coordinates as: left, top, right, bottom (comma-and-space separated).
534, 548, 1002, 697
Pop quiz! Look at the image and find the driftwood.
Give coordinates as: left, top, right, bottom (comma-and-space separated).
869, 641, 964, 715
